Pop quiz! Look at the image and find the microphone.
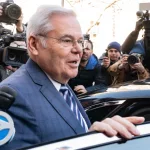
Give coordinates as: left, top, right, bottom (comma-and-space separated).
0, 86, 16, 110
0, 86, 16, 146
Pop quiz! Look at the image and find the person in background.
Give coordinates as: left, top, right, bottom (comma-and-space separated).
0, 5, 26, 82
0, 5, 144, 150
108, 48, 149, 85
120, 17, 150, 71
100, 41, 122, 86
69, 40, 106, 94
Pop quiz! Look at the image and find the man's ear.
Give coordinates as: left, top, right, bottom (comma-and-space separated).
28, 36, 39, 56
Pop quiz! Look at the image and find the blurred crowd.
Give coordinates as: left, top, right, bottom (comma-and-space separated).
69, 16, 150, 95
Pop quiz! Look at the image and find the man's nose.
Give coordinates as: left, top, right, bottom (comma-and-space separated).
72, 42, 83, 53
72, 45, 83, 54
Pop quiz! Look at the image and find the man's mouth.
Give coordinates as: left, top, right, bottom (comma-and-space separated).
72, 61, 77, 64
82, 54, 88, 58
68, 60, 79, 67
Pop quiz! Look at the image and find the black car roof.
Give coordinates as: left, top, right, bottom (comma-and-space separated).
79, 79, 150, 102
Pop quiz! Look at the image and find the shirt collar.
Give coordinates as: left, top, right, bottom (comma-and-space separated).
44, 72, 61, 91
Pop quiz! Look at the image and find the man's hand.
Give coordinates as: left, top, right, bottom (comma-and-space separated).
74, 85, 87, 94
102, 57, 110, 68
6, 65, 18, 72
0, 5, 3, 16
0, 5, 24, 33
89, 115, 144, 139
118, 54, 129, 70
130, 62, 145, 73
135, 18, 144, 31
15, 10, 24, 33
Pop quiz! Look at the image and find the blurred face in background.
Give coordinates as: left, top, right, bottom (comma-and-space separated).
107, 48, 121, 61
81, 41, 93, 62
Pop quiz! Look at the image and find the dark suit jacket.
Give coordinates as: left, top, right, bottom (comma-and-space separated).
0, 59, 91, 150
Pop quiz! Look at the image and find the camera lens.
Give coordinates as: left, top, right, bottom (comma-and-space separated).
8, 53, 16, 61
5, 4, 21, 20
127, 55, 139, 65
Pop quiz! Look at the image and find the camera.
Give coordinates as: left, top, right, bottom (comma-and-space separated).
2, 46, 28, 67
0, 27, 12, 35
83, 34, 90, 40
0, 25, 28, 67
0, 31, 26, 48
127, 53, 142, 65
0, 2, 21, 24
0, 33, 28, 67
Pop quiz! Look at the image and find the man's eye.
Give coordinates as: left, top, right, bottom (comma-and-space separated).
61, 39, 72, 43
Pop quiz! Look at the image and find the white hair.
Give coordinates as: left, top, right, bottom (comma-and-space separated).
26, 5, 76, 50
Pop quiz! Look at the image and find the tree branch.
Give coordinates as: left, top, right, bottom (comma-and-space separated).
86, 0, 120, 33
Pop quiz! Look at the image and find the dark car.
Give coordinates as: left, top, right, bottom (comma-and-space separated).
79, 78, 150, 123
20, 78, 150, 150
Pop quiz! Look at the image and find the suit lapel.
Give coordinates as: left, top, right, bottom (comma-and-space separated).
26, 59, 84, 134
40, 85, 85, 134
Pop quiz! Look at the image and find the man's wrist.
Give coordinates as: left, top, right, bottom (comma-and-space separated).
118, 64, 124, 70
16, 27, 23, 33
138, 69, 145, 74
16, 24, 24, 33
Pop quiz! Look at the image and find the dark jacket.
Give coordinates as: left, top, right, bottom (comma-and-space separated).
69, 54, 107, 93
108, 59, 150, 85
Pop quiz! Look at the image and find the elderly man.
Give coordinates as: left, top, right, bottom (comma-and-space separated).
0, 5, 144, 150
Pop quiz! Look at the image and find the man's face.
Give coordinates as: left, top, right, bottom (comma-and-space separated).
30, 15, 83, 84
81, 41, 93, 61
108, 48, 120, 61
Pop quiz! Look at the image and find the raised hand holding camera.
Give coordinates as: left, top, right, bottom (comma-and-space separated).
130, 62, 145, 74
118, 54, 129, 70
135, 17, 144, 31
102, 56, 110, 68
0, 1, 21, 24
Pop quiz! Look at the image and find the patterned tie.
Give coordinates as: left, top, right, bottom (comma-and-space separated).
60, 84, 88, 132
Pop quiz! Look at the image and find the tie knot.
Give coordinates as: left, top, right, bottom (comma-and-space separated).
60, 85, 68, 95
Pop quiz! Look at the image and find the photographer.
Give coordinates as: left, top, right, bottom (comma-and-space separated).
0, 5, 26, 34
121, 10, 150, 71
0, 3, 26, 82
99, 41, 122, 86
68, 40, 106, 95
108, 50, 149, 85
